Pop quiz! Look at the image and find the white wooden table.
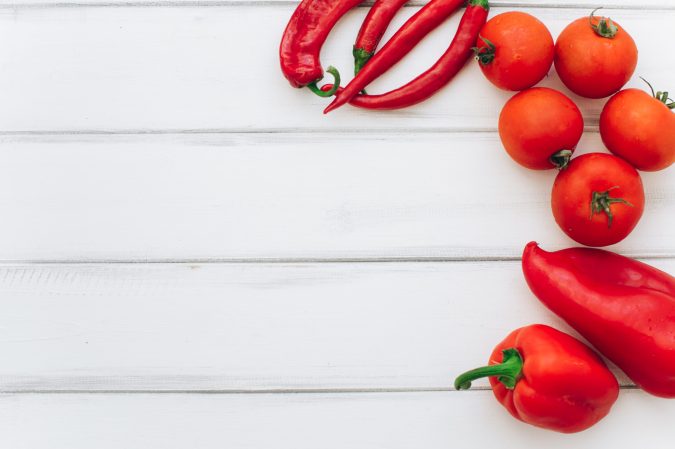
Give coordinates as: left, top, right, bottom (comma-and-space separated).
1, 0, 674, 447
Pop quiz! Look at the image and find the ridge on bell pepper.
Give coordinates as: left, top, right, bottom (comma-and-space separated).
455, 324, 619, 433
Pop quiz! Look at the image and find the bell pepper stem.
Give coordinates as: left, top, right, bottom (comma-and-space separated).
307, 66, 341, 98
454, 348, 523, 391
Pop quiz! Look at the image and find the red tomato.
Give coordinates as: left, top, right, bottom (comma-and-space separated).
555, 10, 637, 99
474, 12, 554, 91
551, 153, 644, 247
499, 87, 583, 170
600, 86, 675, 171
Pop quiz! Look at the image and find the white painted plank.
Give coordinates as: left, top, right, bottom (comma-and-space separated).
1, 132, 673, 261
1, 1, 671, 9
0, 390, 674, 449
2, 259, 673, 391
0, 7, 672, 132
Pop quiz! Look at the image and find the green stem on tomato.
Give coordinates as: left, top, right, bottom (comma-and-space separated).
590, 186, 634, 228
550, 150, 573, 170
589, 7, 618, 39
454, 348, 523, 391
472, 36, 496, 66
640, 77, 675, 108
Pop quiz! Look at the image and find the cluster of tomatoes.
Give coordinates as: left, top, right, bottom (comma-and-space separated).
473, 8, 674, 247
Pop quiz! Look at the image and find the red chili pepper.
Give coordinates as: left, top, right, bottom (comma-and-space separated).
353, 0, 409, 74
322, 0, 468, 112
324, 0, 488, 111
279, 0, 362, 96
522, 242, 675, 398
455, 324, 618, 433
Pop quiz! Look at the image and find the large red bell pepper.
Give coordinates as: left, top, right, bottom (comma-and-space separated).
522, 241, 675, 398
454, 324, 618, 433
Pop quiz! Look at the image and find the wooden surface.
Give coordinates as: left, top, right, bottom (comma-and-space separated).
1, 0, 674, 447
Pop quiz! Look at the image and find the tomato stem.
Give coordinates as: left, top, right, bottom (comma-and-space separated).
589, 8, 618, 39
307, 66, 341, 97
454, 348, 523, 391
641, 77, 657, 97
472, 36, 496, 66
640, 77, 675, 109
590, 186, 634, 228
550, 150, 573, 170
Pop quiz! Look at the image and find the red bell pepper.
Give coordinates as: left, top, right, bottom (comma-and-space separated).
455, 324, 618, 433
522, 242, 675, 398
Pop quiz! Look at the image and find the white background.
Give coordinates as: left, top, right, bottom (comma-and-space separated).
1, 0, 674, 447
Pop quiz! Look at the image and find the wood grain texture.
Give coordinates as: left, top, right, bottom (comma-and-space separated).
2, 259, 674, 391
0, 6, 672, 132
1, 390, 674, 449
1, 132, 672, 261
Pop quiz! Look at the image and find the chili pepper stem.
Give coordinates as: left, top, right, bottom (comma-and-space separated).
550, 150, 573, 170
589, 7, 618, 38
454, 348, 523, 391
590, 186, 634, 228
353, 47, 375, 75
307, 66, 342, 97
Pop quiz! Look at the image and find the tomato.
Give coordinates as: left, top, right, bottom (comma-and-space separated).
600, 86, 675, 171
551, 153, 644, 247
554, 10, 637, 99
474, 12, 554, 91
499, 87, 583, 170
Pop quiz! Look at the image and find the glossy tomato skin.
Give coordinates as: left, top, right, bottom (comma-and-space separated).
499, 88, 584, 170
476, 12, 554, 91
600, 89, 675, 171
551, 153, 644, 247
555, 16, 637, 99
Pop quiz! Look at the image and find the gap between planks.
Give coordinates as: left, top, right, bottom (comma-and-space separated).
0, 127, 602, 136
0, 2, 671, 11
0, 386, 641, 395
2, 254, 675, 264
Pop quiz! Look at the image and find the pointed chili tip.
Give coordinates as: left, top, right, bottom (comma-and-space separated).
323, 99, 340, 114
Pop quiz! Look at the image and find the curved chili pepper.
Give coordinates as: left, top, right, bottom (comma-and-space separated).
522, 242, 675, 398
325, 0, 488, 112
279, 0, 362, 96
322, 0, 467, 111
353, 0, 409, 74
455, 324, 618, 433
